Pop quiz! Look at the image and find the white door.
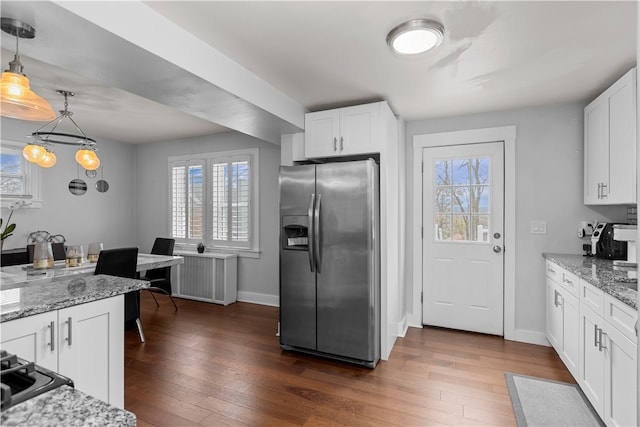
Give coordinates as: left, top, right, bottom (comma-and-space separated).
422, 142, 504, 335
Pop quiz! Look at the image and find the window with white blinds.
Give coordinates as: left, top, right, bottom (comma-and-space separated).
169, 149, 257, 251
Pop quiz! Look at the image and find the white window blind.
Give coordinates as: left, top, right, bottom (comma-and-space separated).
170, 161, 204, 242
169, 150, 257, 251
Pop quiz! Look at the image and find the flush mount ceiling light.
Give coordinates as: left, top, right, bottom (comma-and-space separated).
25, 90, 101, 170
0, 17, 56, 121
386, 19, 445, 56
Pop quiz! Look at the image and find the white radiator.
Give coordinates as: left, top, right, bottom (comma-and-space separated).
173, 251, 238, 305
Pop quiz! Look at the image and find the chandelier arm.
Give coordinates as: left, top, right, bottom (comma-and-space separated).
31, 132, 96, 146
64, 114, 89, 140
32, 114, 65, 134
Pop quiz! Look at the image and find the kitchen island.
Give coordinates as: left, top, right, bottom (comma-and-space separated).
0, 274, 148, 422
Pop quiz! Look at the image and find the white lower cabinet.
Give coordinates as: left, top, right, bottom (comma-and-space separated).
579, 304, 606, 415
577, 281, 637, 426
0, 296, 124, 408
0, 310, 58, 372
546, 262, 638, 427
603, 321, 637, 427
545, 263, 579, 377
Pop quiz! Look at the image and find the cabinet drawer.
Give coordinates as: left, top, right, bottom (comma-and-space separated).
604, 294, 638, 344
580, 279, 605, 317
559, 269, 580, 298
545, 261, 562, 282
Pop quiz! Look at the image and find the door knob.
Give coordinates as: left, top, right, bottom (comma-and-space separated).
492, 245, 502, 253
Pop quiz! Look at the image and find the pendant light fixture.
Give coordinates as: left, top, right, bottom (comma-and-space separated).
0, 18, 56, 121
25, 90, 101, 170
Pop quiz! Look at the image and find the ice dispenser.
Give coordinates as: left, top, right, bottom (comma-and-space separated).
282, 215, 309, 250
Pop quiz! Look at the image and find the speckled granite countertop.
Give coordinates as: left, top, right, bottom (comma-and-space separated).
1, 386, 135, 426
543, 253, 638, 310
0, 274, 148, 322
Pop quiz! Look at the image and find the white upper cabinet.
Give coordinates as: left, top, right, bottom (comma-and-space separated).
304, 101, 393, 158
584, 67, 637, 205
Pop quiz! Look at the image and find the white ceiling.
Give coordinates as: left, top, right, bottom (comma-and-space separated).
0, 1, 637, 145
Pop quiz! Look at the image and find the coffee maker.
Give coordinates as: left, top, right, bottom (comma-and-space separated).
591, 222, 628, 260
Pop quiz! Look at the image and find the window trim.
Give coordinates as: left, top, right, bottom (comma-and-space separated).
168, 148, 259, 255
0, 140, 42, 209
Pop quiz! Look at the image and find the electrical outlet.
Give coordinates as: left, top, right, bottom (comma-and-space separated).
530, 220, 547, 235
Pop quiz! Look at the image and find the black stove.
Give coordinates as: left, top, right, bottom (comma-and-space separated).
0, 349, 74, 410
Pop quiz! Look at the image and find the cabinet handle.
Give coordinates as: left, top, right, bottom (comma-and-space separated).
563, 277, 574, 287
47, 321, 55, 351
594, 324, 599, 348
339, 136, 344, 151
553, 290, 560, 307
65, 317, 72, 346
598, 329, 607, 351
597, 183, 601, 199
601, 183, 607, 198
547, 267, 556, 274
333, 137, 337, 152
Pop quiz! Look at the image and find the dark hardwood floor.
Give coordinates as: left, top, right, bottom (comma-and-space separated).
125, 293, 573, 426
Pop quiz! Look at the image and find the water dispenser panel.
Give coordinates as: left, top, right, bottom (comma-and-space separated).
282, 215, 309, 250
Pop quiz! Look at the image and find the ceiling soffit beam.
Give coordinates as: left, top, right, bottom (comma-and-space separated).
16, 1, 306, 144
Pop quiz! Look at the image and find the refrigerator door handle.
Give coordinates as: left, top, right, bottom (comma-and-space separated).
314, 194, 322, 273
308, 193, 315, 272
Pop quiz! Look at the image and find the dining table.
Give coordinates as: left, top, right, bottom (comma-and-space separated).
0, 253, 184, 290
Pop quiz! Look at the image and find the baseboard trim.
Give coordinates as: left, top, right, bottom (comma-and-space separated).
511, 329, 550, 346
397, 315, 409, 337
237, 291, 279, 307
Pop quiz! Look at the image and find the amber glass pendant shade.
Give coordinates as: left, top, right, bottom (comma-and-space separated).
75, 148, 100, 171
23, 143, 46, 163
37, 151, 57, 168
0, 72, 56, 121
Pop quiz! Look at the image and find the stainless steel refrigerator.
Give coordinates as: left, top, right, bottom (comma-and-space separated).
279, 159, 380, 368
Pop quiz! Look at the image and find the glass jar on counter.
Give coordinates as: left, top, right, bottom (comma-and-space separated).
33, 242, 54, 270
65, 245, 85, 267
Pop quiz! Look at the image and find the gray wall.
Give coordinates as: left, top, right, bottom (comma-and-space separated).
134, 132, 280, 303
405, 102, 628, 341
1, 117, 136, 250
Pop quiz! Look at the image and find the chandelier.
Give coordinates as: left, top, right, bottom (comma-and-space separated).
24, 90, 101, 170
0, 18, 56, 121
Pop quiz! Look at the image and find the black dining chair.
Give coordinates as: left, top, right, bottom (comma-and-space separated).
139, 237, 178, 311
94, 247, 145, 342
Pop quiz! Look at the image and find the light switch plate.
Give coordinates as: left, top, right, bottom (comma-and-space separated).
530, 220, 547, 234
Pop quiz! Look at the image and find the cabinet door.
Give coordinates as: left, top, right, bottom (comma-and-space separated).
304, 109, 340, 158
579, 305, 605, 417
584, 99, 609, 205
57, 296, 124, 408
546, 278, 562, 351
607, 69, 636, 204
339, 103, 380, 156
0, 311, 58, 371
603, 323, 637, 427
561, 291, 580, 377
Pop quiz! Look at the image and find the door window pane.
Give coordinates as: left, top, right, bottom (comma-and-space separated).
434, 156, 490, 243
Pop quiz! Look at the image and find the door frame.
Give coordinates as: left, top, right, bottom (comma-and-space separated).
411, 126, 516, 340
